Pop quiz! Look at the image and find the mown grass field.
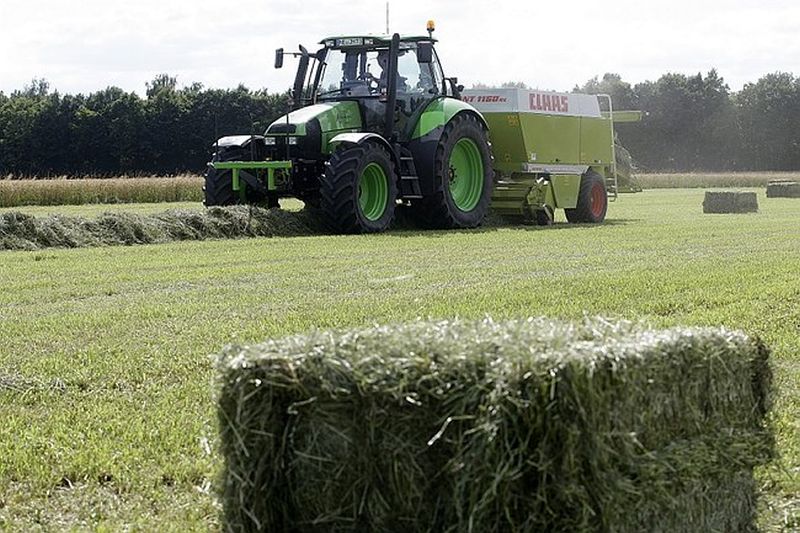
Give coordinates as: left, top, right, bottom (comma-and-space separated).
1, 189, 798, 530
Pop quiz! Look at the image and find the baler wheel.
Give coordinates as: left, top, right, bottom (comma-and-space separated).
320, 142, 398, 233
565, 171, 608, 223
410, 113, 494, 229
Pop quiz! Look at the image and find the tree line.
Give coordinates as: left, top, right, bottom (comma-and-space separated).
0, 75, 290, 176
576, 70, 800, 171
0, 71, 798, 175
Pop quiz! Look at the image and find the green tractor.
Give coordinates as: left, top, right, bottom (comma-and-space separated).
204, 23, 494, 233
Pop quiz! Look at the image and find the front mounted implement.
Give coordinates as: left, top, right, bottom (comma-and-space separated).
210, 160, 293, 203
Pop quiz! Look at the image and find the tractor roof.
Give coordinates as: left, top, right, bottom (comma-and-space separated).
319, 35, 436, 48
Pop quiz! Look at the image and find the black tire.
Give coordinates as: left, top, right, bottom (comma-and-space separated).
534, 206, 554, 226
565, 170, 608, 223
298, 192, 321, 210
320, 142, 398, 233
203, 147, 241, 206
411, 113, 494, 229
203, 146, 274, 207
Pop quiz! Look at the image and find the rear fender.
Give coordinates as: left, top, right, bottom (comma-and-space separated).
412, 97, 488, 139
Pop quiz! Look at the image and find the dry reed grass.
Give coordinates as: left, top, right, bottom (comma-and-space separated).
0, 176, 203, 207
637, 172, 800, 189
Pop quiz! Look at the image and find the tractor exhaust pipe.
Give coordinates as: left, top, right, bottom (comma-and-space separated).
383, 33, 400, 141
292, 45, 310, 110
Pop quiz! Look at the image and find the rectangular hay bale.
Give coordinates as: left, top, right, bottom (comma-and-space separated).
703, 191, 759, 213
766, 180, 800, 198
216, 318, 773, 532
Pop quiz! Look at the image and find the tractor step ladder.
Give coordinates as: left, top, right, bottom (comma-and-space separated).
400, 175, 423, 198
398, 150, 423, 198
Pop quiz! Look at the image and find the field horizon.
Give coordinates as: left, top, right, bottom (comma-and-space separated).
1, 171, 798, 209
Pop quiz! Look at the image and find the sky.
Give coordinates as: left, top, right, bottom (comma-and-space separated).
1, 0, 799, 96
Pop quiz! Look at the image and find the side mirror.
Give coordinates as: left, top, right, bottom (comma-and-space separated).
447, 77, 462, 98
275, 48, 284, 69
417, 42, 433, 63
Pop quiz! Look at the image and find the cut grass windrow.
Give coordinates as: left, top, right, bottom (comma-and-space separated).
0, 207, 325, 251
0, 207, 516, 252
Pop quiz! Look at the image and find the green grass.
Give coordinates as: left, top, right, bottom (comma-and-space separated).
0, 176, 203, 208
637, 171, 800, 189
0, 189, 798, 530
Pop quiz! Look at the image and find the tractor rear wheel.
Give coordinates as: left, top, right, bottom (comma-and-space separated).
320, 142, 397, 233
565, 171, 608, 223
203, 146, 275, 207
411, 113, 493, 229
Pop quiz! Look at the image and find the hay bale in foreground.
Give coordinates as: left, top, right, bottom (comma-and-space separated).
216, 318, 773, 533
766, 180, 800, 198
702, 191, 759, 213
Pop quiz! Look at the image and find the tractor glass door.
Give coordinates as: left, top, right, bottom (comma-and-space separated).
396, 48, 441, 100
395, 45, 443, 138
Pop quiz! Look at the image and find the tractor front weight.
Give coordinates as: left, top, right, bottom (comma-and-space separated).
211, 160, 293, 200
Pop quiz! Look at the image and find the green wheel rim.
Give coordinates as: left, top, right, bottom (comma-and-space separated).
358, 162, 389, 221
448, 138, 484, 212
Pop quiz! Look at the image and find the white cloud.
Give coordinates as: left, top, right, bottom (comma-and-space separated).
0, 0, 798, 95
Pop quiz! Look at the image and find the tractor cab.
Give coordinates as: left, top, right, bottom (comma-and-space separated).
277, 29, 456, 141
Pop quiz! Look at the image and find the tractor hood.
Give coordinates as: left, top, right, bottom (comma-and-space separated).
265, 101, 361, 137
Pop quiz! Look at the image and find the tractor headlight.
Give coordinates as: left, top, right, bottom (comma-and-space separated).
288, 137, 299, 145
264, 137, 277, 146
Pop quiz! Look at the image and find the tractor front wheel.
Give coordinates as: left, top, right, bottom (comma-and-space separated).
203, 147, 243, 206
320, 142, 398, 233
204, 147, 275, 207
565, 171, 608, 223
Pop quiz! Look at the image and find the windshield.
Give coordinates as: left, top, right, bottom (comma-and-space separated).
316, 45, 441, 100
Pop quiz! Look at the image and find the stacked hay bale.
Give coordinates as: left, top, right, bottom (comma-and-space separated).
766, 180, 800, 198
703, 191, 759, 213
216, 318, 773, 533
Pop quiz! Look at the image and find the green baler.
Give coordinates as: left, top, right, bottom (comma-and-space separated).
462, 88, 638, 224
204, 23, 639, 233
